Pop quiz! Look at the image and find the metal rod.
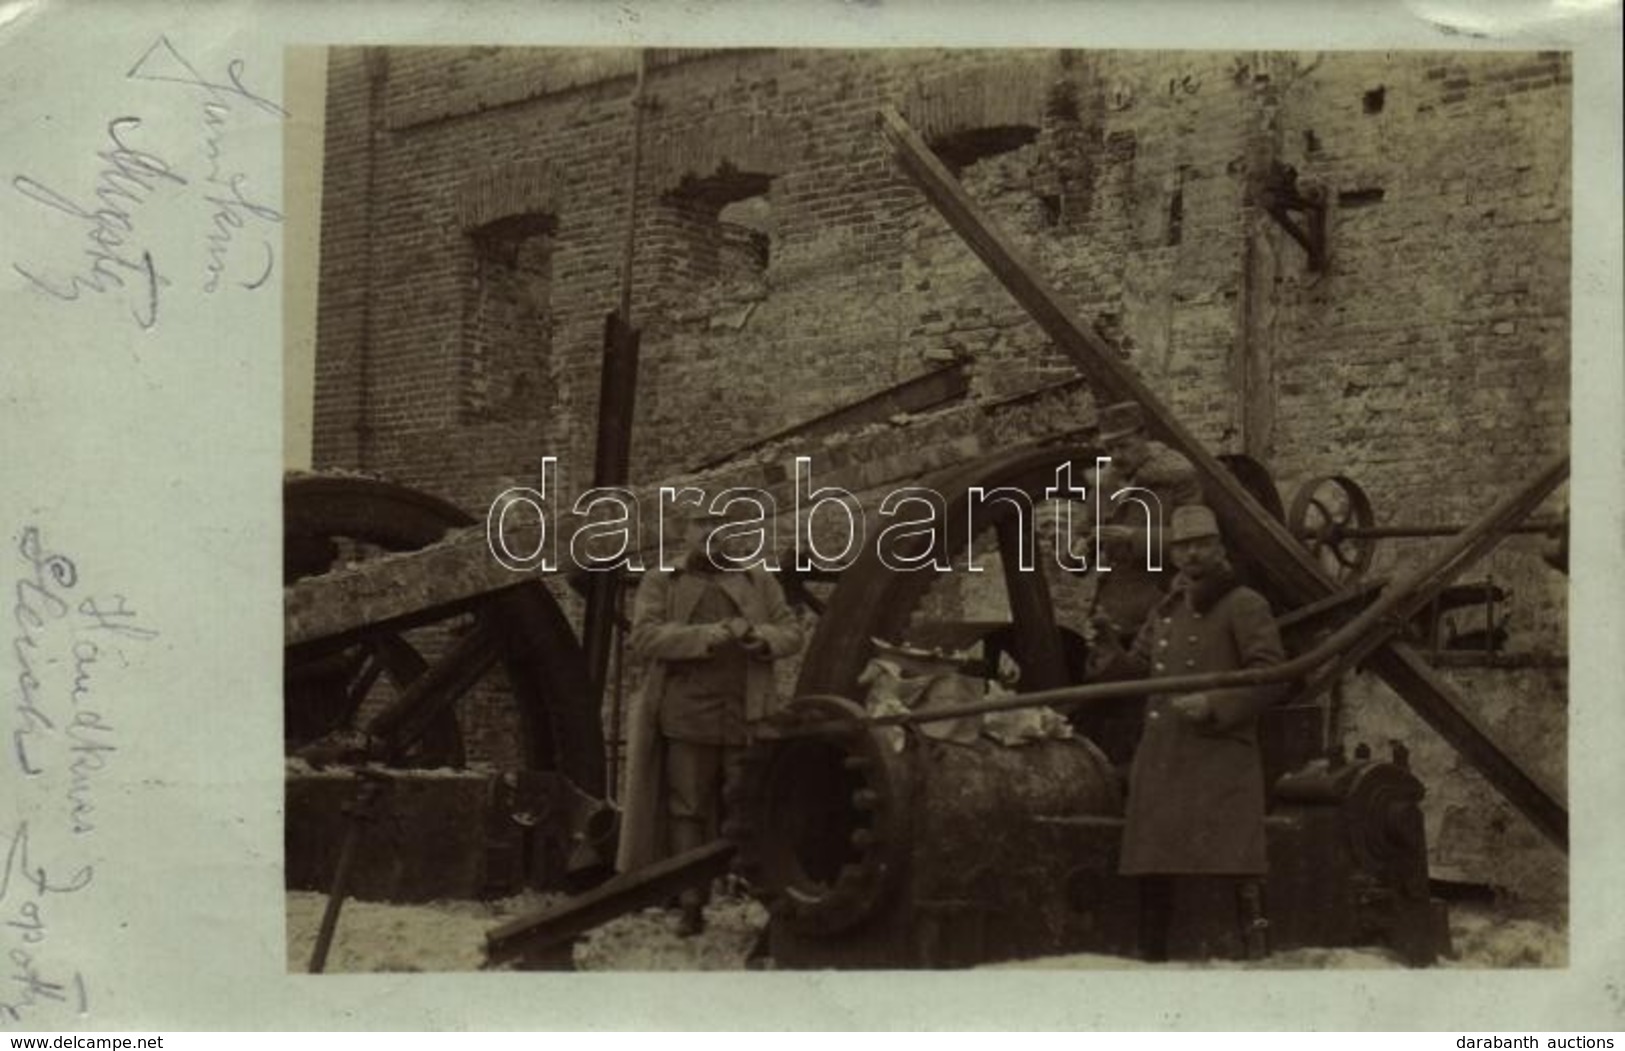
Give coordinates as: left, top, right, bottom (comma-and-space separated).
1313, 521, 1560, 540
769, 453, 1568, 735
607, 582, 626, 803
618, 50, 647, 322
584, 50, 648, 706
308, 777, 386, 974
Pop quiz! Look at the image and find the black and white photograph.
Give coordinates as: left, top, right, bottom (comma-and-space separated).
282, 44, 1573, 974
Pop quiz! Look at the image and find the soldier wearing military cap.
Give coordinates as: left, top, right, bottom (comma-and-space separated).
1092, 504, 1286, 961
616, 502, 804, 936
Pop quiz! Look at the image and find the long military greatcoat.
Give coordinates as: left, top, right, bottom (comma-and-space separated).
614, 563, 803, 873
1116, 569, 1286, 876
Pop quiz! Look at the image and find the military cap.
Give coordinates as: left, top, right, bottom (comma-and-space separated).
1170, 504, 1222, 543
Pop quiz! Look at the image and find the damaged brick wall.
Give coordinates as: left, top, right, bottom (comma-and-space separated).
310, 47, 1571, 900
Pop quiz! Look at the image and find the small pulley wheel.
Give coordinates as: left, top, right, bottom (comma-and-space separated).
1288, 475, 1375, 584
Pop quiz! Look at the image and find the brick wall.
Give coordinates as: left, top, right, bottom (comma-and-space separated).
310, 47, 1571, 899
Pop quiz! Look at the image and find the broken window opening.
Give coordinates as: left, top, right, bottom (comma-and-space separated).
654, 164, 778, 304
718, 193, 774, 274
463, 212, 556, 423
929, 124, 1040, 174
1338, 187, 1386, 208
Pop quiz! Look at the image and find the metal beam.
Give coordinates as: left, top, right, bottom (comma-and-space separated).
876, 105, 1568, 851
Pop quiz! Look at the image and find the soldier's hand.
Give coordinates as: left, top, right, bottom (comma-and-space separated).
723, 617, 752, 640
1171, 693, 1214, 724
704, 623, 735, 650
740, 629, 773, 659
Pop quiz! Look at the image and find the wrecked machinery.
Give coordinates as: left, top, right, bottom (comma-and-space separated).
285, 107, 1568, 970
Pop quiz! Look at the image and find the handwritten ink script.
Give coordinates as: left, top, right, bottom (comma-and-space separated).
4, 526, 158, 1025
8, 35, 288, 329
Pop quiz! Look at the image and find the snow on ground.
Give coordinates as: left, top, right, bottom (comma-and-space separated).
287, 891, 1564, 974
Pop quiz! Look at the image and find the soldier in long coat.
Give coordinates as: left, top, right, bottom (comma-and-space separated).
615, 506, 803, 935
1093, 504, 1286, 960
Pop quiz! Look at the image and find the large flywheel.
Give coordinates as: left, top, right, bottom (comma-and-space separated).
283, 473, 604, 795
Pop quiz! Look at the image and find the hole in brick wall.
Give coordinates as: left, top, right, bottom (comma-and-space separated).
929, 124, 1040, 173
1363, 86, 1386, 114
655, 164, 778, 300
463, 212, 555, 423
470, 212, 556, 267
717, 194, 773, 273
1338, 187, 1385, 208
1096, 312, 1125, 348
1039, 193, 1062, 227
1106, 129, 1137, 162
1166, 188, 1184, 246
668, 164, 774, 211
1045, 81, 1081, 123
1304, 129, 1322, 154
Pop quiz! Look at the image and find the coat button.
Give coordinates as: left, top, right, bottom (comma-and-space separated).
1154, 662, 1166, 671
1185, 659, 1196, 668
1161, 617, 1171, 625
1158, 639, 1169, 648
1148, 710, 1162, 721
1188, 635, 1199, 643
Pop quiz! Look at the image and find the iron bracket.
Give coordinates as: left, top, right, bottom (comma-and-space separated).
1257, 161, 1328, 272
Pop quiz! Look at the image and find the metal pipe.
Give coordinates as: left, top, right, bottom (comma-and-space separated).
583, 50, 649, 706
618, 50, 647, 321
607, 581, 626, 802
308, 775, 386, 973
769, 454, 1568, 737
1310, 521, 1560, 540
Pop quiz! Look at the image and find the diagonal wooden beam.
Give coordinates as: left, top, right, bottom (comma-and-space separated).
484, 839, 735, 967
877, 105, 1568, 851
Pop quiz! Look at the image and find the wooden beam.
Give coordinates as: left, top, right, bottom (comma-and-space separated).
691, 361, 970, 472
877, 105, 1568, 850
284, 527, 521, 648
485, 840, 736, 967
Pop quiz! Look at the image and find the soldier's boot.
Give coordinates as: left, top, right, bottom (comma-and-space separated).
1137, 876, 1173, 963
669, 816, 710, 937
1237, 879, 1270, 961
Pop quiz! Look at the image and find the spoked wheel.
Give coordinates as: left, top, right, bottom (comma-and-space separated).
283, 474, 604, 794
284, 628, 457, 767
1287, 474, 1376, 585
